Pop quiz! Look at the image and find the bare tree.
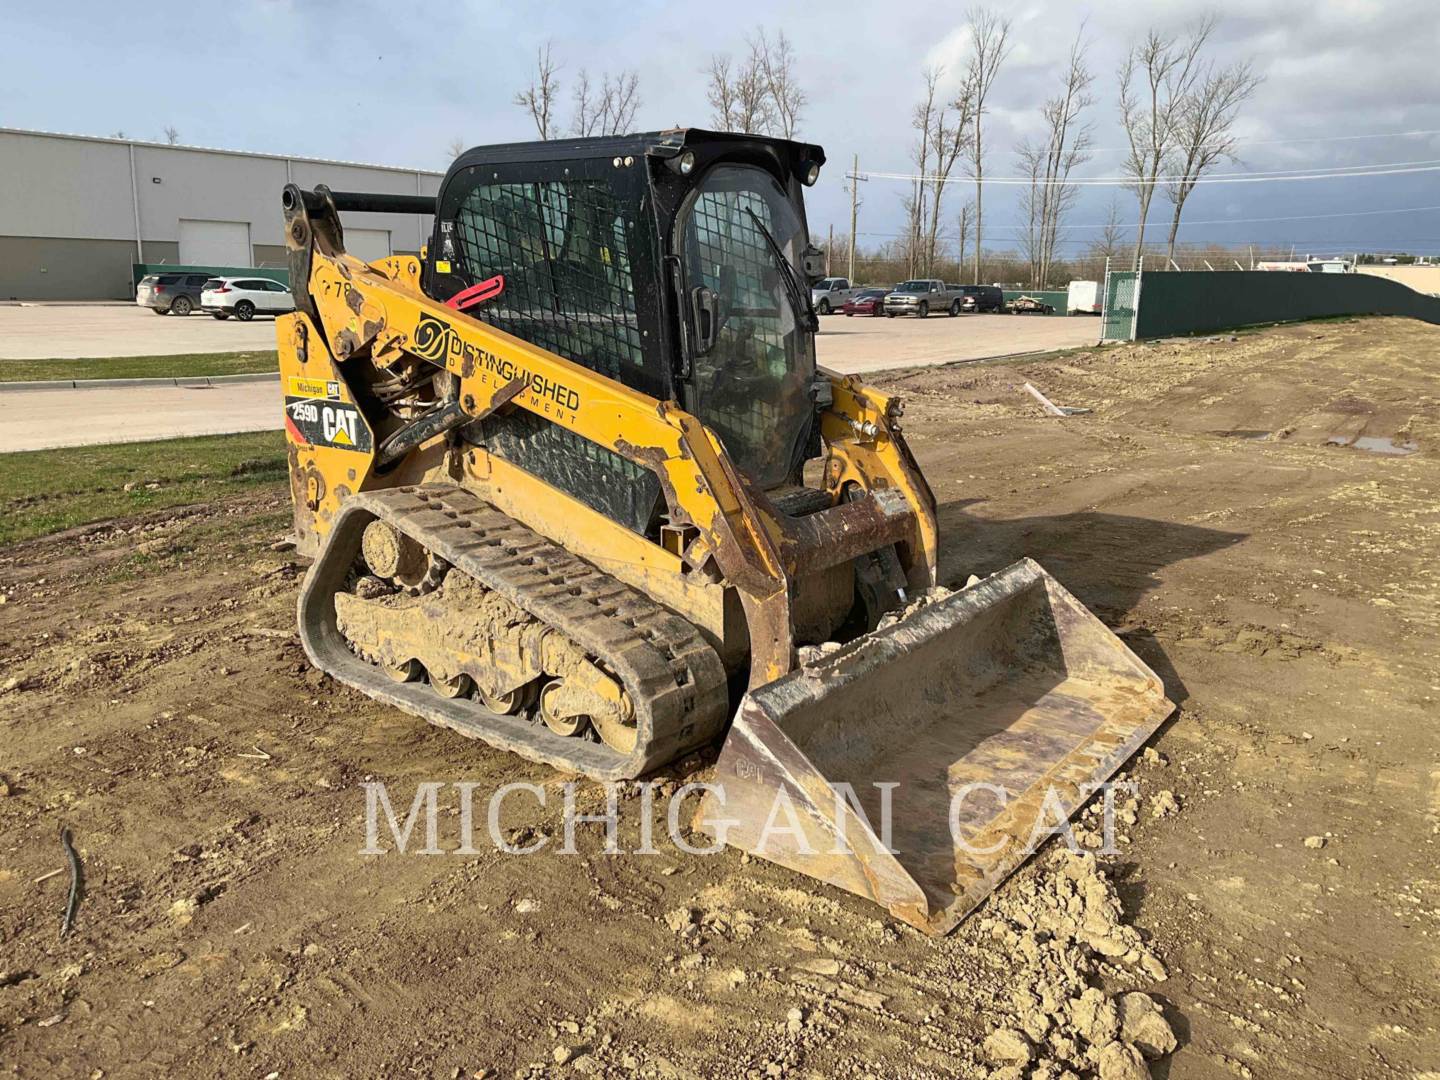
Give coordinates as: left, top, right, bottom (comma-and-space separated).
963, 7, 1012, 284
705, 29, 803, 137
754, 29, 806, 138
1016, 142, 1046, 285
163, 125, 180, 146
956, 201, 973, 279
446, 137, 466, 159
1163, 60, 1261, 259
513, 42, 561, 139
705, 44, 772, 133
924, 75, 975, 276
1118, 16, 1215, 267
733, 45, 773, 134
600, 70, 641, 134
1026, 30, 1095, 287
1088, 199, 1126, 268
706, 55, 739, 129
904, 69, 940, 276
572, 69, 601, 137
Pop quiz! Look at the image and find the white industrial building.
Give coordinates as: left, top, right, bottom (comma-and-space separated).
0, 128, 442, 300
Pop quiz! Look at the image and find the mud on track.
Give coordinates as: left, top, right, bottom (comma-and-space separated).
1, 318, 1437, 1078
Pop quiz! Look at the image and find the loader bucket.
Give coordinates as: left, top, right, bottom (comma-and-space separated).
695, 558, 1174, 935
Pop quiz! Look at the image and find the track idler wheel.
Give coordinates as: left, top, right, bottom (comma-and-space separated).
539, 681, 590, 738
431, 671, 473, 699
386, 659, 421, 682
362, 520, 445, 594
478, 682, 535, 716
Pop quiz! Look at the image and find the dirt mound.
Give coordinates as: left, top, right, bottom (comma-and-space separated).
977, 852, 1176, 1079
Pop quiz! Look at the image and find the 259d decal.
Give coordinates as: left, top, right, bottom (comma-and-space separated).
284, 396, 373, 452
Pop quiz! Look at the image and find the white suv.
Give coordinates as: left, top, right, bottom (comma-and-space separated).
201, 276, 295, 321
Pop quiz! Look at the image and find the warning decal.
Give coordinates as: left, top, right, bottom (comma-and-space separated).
284, 396, 373, 453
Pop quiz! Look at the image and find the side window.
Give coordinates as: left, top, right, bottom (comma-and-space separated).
449, 177, 648, 388
186, 275, 208, 287
837, 279, 848, 289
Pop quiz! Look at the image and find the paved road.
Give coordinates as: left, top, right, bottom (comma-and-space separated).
0, 380, 281, 452
0, 303, 277, 359
0, 312, 1099, 451
815, 312, 1098, 372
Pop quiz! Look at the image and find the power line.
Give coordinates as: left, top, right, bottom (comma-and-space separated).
1030, 203, 1440, 231
854, 158, 1440, 188
1083, 127, 1440, 155
850, 202, 1440, 240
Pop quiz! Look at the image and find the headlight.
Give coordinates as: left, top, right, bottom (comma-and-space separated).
668, 149, 697, 177
802, 160, 821, 186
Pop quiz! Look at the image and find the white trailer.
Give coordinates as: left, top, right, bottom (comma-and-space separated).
1067, 279, 1102, 314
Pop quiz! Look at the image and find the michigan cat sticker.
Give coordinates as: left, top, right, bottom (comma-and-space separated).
284, 396, 372, 452
288, 376, 341, 400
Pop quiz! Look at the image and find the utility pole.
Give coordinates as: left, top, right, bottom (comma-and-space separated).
827, 224, 833, 275
847, 154, 867, 283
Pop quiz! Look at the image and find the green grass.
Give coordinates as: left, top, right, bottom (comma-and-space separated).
0, 430, 289, 546
0, 350, 279, 383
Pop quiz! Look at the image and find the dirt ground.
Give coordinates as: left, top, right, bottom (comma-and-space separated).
1, 317, 1437, 1079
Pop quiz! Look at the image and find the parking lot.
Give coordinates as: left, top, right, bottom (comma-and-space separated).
0, 302, 1098, 366
815, 310, 1099, 372
0, 303, 279, 360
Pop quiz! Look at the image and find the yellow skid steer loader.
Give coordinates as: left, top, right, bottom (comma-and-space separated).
277, 129, 1172, 933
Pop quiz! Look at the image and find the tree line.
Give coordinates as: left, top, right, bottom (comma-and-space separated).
498, 13, 1260, 289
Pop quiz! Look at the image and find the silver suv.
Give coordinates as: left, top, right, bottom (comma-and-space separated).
810, 276, 860, 315
135, 272, 212, 316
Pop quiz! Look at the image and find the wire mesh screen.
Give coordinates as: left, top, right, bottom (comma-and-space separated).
452, 180, 650, 388
684, 171, 812, 491
447, 177, 662, 534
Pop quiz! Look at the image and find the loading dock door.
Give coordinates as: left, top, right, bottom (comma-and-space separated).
345, 228, 392, 264
179, 219, 253, 267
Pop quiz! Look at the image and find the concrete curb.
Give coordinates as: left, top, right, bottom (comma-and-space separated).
0, 372, 279, 393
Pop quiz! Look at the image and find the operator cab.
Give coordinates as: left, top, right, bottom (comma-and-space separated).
424, 129, 827, 533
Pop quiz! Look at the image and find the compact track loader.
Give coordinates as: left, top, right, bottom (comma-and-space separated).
277, 129, 1173, 933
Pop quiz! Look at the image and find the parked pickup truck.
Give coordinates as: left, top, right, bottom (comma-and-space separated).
883, 279, 965, 318
810, 277, 861, 315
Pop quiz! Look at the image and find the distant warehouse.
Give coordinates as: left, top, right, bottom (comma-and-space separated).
0, 128, 442, 301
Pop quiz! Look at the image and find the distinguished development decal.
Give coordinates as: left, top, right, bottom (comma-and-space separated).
284, 396, 373, 452
412, 314, 583, 413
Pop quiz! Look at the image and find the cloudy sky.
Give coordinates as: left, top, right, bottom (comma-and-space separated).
5, 0, 1439, 257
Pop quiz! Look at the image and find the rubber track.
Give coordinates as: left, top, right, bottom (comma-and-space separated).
298, 484, 730, 780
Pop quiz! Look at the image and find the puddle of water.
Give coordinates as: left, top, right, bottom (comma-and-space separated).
1324, 435, 1418, 456
1211, 429, 1272, 441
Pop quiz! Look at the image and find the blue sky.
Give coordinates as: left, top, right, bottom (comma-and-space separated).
5, 0, 1439, 256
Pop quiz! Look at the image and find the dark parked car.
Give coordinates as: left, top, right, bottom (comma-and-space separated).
135, 272, 212, 316
841, 287, 890, 317
958, 284, 1005, 313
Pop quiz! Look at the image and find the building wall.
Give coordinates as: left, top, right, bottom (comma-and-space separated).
0, 237, 137, 300
0, 128, 442, 299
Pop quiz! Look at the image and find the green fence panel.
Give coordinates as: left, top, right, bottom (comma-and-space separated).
1132, 271, 1440, 339
1101, 271, 1140, 341
131, 263, 290, 292
1002, 289, 1067, 314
